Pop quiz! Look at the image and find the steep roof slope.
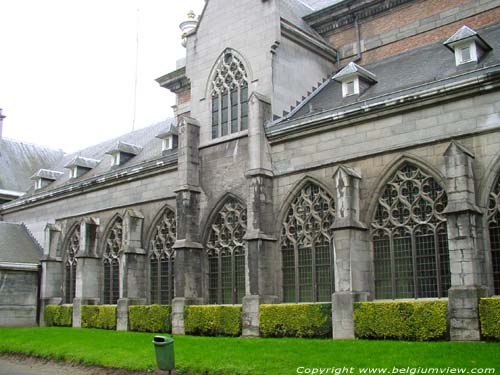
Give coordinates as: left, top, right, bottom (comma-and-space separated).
269, 22, 500, 130
0, 222, 41, 264
24, 119, 175, 194
0, 139, 64, 193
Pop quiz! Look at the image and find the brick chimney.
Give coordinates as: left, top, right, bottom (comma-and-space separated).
0, 109, 5, 139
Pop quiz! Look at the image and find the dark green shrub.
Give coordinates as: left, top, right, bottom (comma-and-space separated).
129, 305, 171, 333
184, 305, 241, 336
354, 300, 448, 341
44, 305, 73, 327
479, 298, 500, 340
260, 303, 332, 338
81, 305, 116, 330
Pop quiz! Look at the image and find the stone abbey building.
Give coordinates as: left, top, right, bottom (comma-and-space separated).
1, 0, 500, 341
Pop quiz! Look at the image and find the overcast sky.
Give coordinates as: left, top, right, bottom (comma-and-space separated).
0, 0, 205, 153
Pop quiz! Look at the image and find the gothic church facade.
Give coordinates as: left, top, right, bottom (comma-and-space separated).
1, 0, 500, 340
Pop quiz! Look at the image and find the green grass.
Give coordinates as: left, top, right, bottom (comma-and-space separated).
0, 327, 499, 374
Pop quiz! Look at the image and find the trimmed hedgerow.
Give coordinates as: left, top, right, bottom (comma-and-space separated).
129, 305, 171, 333
260, 303, 332, 338
44, 305, 73, 327
479, 298, 500, 340
81, 305, 116, 330
184, 305, 241, 337
354, 300, 448, 341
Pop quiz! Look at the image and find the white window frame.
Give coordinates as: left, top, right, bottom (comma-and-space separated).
341, 76, 359, 97
454, 40, 478, 66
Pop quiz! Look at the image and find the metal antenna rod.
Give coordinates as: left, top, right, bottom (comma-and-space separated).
132, 8, 140, 131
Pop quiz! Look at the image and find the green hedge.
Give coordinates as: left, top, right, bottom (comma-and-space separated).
184, 305, 241, 336
260, 303, 332, 338
81, 305, 116, 330
129, 305, 171, 333
479, 298, 500, 340
354, 300, 448, 341
44, 305, 73, 327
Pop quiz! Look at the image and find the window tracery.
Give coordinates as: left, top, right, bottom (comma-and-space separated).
150, 208, 176, 304
211, 50, 249, 139
103, 217, 122, 304
281, 182, 335, 303
64, 225, 80, 304
488, 174, 500, 294
371, 164, 450, 299
206, 198, 247, 304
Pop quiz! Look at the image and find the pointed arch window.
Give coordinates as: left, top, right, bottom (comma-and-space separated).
150, 208, 176, 304
281, 182, 336, 303
103, 217, 122, 304
488, 174, 500, 294
211, 50, 249, 139
64, 225, 80, 304
371, 164, 450, 299
206, 198, 247, 304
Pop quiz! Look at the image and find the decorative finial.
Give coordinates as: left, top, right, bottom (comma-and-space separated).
180, 11, 198, 48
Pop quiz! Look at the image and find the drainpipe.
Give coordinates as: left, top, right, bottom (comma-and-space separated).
353, 15, 362, 62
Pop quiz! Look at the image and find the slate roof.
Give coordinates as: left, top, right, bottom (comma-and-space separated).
31, 169, 64, 181
22, 119, 176, 194
269, 22, 500, 128
64, 156, 100, 169
332, 62, 377, 82
0, 222, 41, 264
0, 139, 64, 193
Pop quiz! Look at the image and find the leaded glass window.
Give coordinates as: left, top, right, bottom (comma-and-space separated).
371, 164, 450, 299
150, 208, 176, 304
488, 174, 500, 294
281, 182, 335, 303
206, 198, 247, 304
64, 225, 80, 304
211, 50, 248, 139
103, 217, 122, 304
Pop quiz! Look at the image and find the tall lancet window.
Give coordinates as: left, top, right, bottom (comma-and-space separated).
371, 164, 450, 299
211, 50, 249, 139
206, 198, 247, 304
488, 174, 500, 294
64, 225, 80, 304
103, 217, 123, 304
281, 182, 335, 303
150, 208, 176, 305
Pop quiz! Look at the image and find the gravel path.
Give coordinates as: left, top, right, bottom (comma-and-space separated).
0, 354, 175, 375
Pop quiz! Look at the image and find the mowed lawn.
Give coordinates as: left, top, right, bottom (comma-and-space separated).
0, 328, 499, 374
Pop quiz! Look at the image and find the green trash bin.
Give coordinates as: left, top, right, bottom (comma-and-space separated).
152, 336, 175, 371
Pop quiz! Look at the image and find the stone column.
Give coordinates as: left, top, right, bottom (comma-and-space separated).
242, 92, 278, 337
116, 209, 147, 331
172, 116, 203, 334
73, 218, 101, 328
331, 166, 369, 339
443, 141, 486, 341
40, 224, 63, 325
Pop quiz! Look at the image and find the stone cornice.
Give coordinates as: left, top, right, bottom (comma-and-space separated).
266, 64, 500, 143
280, 18, 338, 62
0, 155, 178, 214
156, 67, 191, 94
304, 0, 417, 36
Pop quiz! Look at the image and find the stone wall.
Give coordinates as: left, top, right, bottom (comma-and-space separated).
316, 0, 500, 64
0, 269, 38, 327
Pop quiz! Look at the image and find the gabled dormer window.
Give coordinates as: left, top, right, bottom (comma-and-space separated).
64, 156, 100, 179
105, 141, 143, 167
443, 25, 491, 66
210, 49, 249, 139
332, 62, 377, 98
31, 169, 64, 190
156, 124, 178, 155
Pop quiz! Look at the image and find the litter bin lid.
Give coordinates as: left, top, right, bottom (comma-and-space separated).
153, 336, 174, 345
